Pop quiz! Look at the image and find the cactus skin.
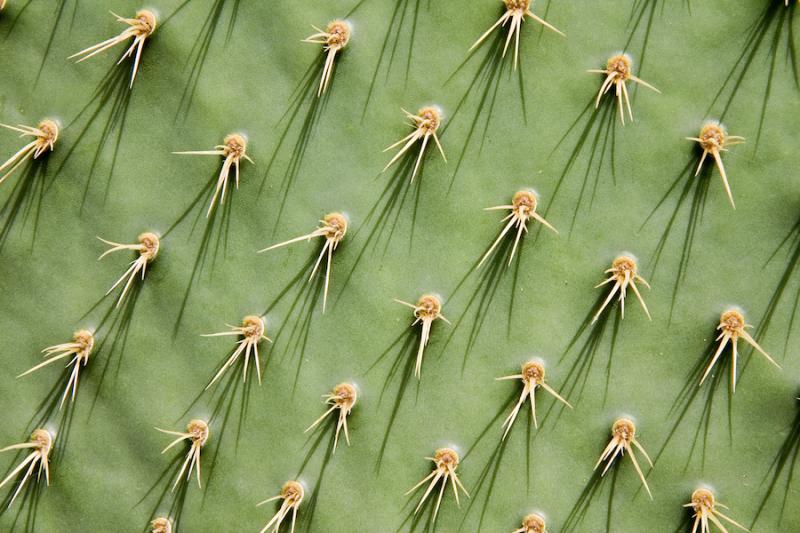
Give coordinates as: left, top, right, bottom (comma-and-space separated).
0, 1, 798, 531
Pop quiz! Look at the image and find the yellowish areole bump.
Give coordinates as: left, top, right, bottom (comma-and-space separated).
594, 418, 653, 499
686, 122, 745, 209
514, 513, 547, 533
0, 119, 58, 184
592, 255, 651, 324
394, 294, 450, 379
406, 448, 469, 523
97, 232, 160, 308
173, 133, 254, 217
18, 329, 95, 408
69, 10, 157, 88
202, 315, 271, 388
683, 488, 748, 533
496, 361, 572, 439
0, 428, 54, 508
305, 382, 357, 452
155, 419, 209, 491
383, 106, 446, 181
588, 54, 660, 125
303, 19, 351, 96
150, 517, 172, 533
258, 212, 347, 314
469, 0, 564, 70
257, 480, 304, 533
700, 308, 780, 393
479, 190, 558, 269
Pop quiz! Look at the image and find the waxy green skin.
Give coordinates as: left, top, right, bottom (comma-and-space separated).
0, 1, 798, 531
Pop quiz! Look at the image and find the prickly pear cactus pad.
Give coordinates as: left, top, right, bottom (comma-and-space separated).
0, 1, 799, 532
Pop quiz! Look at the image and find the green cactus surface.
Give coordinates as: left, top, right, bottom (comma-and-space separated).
0, 1, 799, 532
